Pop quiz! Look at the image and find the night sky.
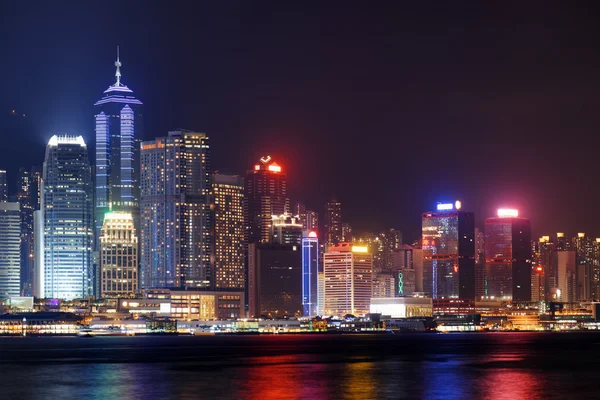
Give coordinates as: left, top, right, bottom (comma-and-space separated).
2, 1, 600, 241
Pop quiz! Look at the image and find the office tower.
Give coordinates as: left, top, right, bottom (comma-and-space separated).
398, 268, 416, 296
40, 135, 94, 300
271, 214, 303, 245
302, 231, 319, 316
372, 273, 396, 298
531, 265, 545, 302
211, 173, 245, 290
539, 236, 558, 296
474, 228, 486, 300
99, 212, 138, 297
593, 239, 600, 300
30, 166, 42, 210
573, 233, 593, 301
317, 271, 325, 315
245, 156, 289, 245
557, 250, 576, 302
556, 232, 571, 251
16, 168, 34, 295
324, 197, 342, 246
0, 202, 21, 297
140, 130, 211, 289
94, 48, 143, 241
323, 243, 373, 316
0, 170, 7, 201
248, 243, 302, 317
412, 246, 424, 293
484, 209, 532, 302
342, 223, 352, 242
378, 229, 402, 272
422, 202, 475, 299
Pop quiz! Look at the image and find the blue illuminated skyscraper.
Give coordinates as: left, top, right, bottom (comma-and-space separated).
302, 231, 319, 316
94, 47, 143, 243
40, 135, 94, 300
422, 201, 475, 300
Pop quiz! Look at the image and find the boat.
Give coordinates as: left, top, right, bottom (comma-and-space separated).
77, 326, 135, 337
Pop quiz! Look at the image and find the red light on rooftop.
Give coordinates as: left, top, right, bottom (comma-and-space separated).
268, 163, 281, 172
308, 231, 317, 238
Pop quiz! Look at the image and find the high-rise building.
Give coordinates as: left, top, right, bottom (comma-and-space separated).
422, 202, 475, 299
484, 209, 532, 302
94, 48, 143, 244
341, 223, 352, 242
211, 173, 245, 290
324, 196, 342, 246
302, 231, 319, 316
100, 212, 138, 298
323, 243, 373, 316
531, 265, 545, 302
0, 202, 21, 297
39, 135, 94, 300
244, 156, 289, 245
539, 236, 557, 296
140, 130, 211, 289
573, 233, 593, 301
593, 238, 600, 300
271, 214, 303, 245
372, 273, 396, 298
248, 243, 302, 317
474, 228, 486, 300
557, 250, 576, 302
0, 170, 7, 201
16, 167, 35, 295
377, 229, 402, 272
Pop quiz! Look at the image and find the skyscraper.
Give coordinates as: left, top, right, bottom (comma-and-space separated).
323, 243, 373, 316
573, 233, 593, 301
40, 135, 94, 300
248, 243, 302, 317
270, 214, 303, 245
0, 202, 21, 297
16, 167, 34, 295
0, 170, 7, 201
484, 209, 532, 302
302, 231, 319, 316
422, 201, 475, 300
324, 196, 342, 246
100, 211, 138, 298
94, 48, 143, 242
140, 130, 211, 289
244, 156, 289, 245
211, 173, 245, 290
557, 250, 576, 302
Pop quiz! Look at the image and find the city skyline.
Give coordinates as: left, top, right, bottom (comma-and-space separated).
3, 3, 600, 239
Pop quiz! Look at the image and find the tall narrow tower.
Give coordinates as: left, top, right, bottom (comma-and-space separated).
94, 47, 143, 244
40, 135, 94, 300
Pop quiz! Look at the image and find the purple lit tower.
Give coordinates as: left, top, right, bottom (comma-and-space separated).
94, 47, 143, 296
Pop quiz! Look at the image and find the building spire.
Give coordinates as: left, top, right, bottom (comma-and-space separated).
114, 46, 122, 86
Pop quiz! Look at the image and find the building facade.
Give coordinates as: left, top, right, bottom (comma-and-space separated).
40, 135, 94, 300
302, 232, 319, 316
16, 167, 35, 295
100, 212, 138, 297
140, 130, 211, 289
211, 173, 245, 290
484, 210, 532, 302
244, 156, 289, 245
323, 243, 373, 316
324, 196, 342, 246
248, 243, 302, 317
422, 203, 475, 300
0, 202, 21, 297
94, 49, 143, 242
0, 170, 6, 201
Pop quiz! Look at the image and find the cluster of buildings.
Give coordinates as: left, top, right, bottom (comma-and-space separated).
2, 52, 600, 334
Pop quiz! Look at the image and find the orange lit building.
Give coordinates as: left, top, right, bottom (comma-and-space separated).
323, 243, 373, 316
